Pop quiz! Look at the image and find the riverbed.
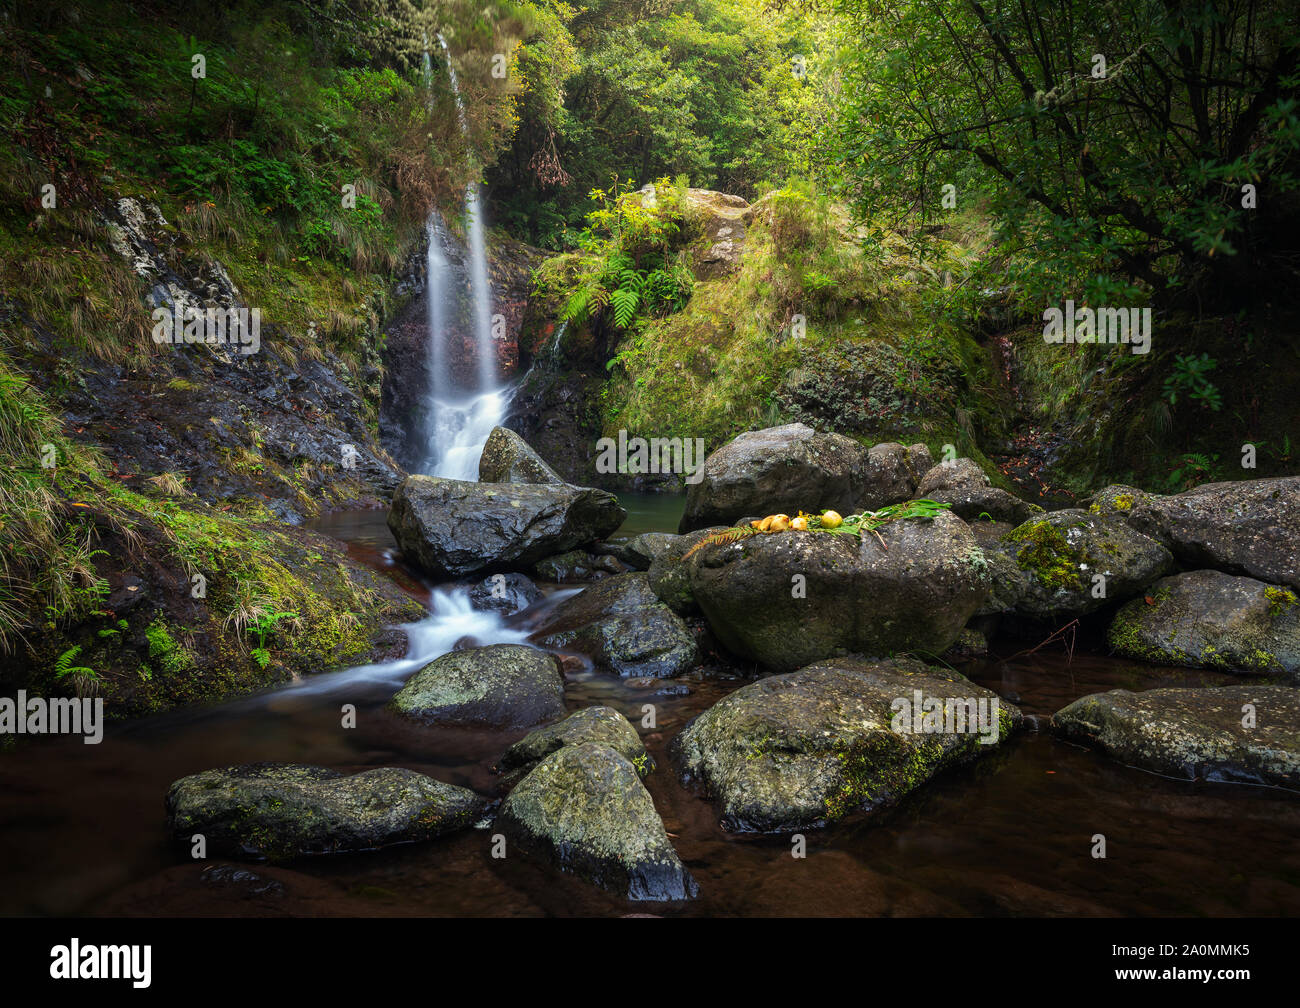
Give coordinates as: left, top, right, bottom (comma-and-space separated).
2, 494, 1298, 916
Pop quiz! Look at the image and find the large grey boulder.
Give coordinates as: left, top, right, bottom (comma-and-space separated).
686, 510, 990, 672
389, 644, 565, 730
674, 656, 1019, 832
478, 425, 566, 485
995, 510, 1173, 621
679, 423, 869, 532
1108, 571, 1300, 678
498, 706, 653, 777
1052, 685, 1300, 789
388, 475, 625, 578
165, 764, 484, 861
916, 457, 1040, 525
859, 442, 935, 509
1128, 477, 1300, 590
497, 743, 697, 900
533, 572, 697, 678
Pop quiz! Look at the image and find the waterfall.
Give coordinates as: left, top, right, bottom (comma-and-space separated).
417, 35, 505, 481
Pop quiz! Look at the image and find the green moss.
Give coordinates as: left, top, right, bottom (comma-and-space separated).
1264, 585, 1298, 616
1006, 519, 1086, 591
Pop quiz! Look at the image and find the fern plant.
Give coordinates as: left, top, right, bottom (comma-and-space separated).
54, 645, 102, 697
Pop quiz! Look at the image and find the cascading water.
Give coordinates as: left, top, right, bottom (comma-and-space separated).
418, 35, 506, 481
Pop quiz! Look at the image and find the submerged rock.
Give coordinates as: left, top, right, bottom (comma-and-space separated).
996, 510, 1173, 621
498, 706, 653, 777
1128, 476, 1300, 590
533, 573, 697, 678
674, 657, 1019, 832
498, 743, 696, 901
916, 458, 1040, 525
532, 549, 625, 583
687, 510, 990, 672
478, 425, 566, 485
165, 763, 483, 861
1108, 571, 1300, 677
1051, 685, 1300, 789
679, 422, 869, 532
388, 475, 625, 578
389, 644, 565, 729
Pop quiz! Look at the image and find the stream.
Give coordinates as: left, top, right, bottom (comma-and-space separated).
2, 493, 1299, 917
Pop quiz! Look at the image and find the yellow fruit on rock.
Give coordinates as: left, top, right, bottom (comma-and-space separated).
758, 516, 774, 532
770, 514, 791, 532
791, 516, 808, 531
821, 510, 843, 529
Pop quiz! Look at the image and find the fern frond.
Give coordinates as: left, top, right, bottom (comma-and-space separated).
682, 526, 760, 559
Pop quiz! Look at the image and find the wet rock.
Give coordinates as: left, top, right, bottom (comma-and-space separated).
478, 425, 566, 485
389, 644, 565, 729
1051, 685, 1300, 789
647, 526, 728, 614
465, 572, 543, 616
996, 510, 1173, 621
1128, 477, 1300, 590
679, 423, 870, 532
533, 573, 698, 678
533, 549, 625, 583
623, 532, 683, 570
388, 475, 625, 578
497, 743, 696, 900
674, 656, 1020, 832
165, 763, 484, 861
687, 511, 990, 672
859, 442, 934, 509
498, 706, 653, 778
1108, 571, 1300, 678
916, 458, 1040, 525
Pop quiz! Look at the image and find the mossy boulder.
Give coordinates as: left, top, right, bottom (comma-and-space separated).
165, 763, 484, 861
1051, 685, 1300, 789
1108, 571, 1300, 678
498, 706, 654, 778
679, 422, 870, 532
673, 656, 1020, 832
1128, 476, 1300, 591
622, 532, 684, 570
497, 743, 697, 901
1086, 484, 1160, 517
388, 475, 625, 578
389, 644, 565, 729
478, 425, 566, 485
532, 573, 698, 678
998, 510, 1173, 621
916, 458, 1040, 524
686, 510, 990, 672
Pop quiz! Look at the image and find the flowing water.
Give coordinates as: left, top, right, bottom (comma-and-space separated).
3, 499, 1300, 917
417, 36, 506, 480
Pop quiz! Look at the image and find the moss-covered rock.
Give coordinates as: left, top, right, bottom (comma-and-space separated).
1086, 484, 1160, 517
389, 644, 565, 729
646, 526, 728, 614
997, 509, 1173, 621
478, 425, 566, 485
498, 706, 653, 778
165, 763, 484, 861
1051, 685, 1300, 789
497, 743, 696, 901
686, 510, 990, 672
673, 656, 1020, 832
1108, 570, 1300, 678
